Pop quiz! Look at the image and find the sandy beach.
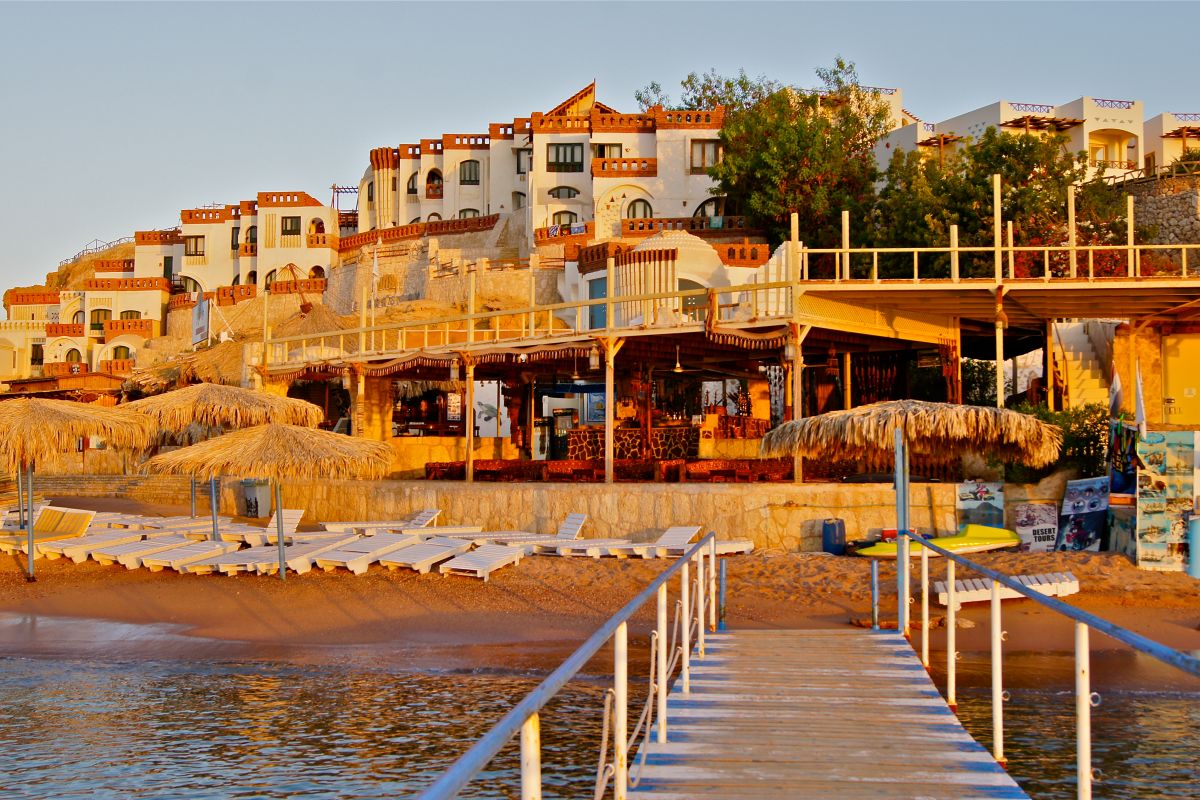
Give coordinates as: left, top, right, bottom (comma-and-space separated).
0, 495, 1196, 690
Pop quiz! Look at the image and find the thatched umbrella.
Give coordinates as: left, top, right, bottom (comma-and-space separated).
762, 399, 1063, 632
125, 383, 324, 541
143, 424, 393, 579
0, 399, 154, 580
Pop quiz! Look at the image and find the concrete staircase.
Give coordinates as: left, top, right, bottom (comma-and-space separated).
1054, 322, 1111, 408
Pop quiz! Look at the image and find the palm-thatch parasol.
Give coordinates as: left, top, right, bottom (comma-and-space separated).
125, 383, 324, 541
761, 399, 1063, 634
0, 399, 155, 580
143, 424, 393, 579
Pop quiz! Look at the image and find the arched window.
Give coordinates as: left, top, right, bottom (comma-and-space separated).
426, 170, 443, 199
180, 276, 201, 294
366, 181, 374, 202
65, 348, 82, 363
459, 160, 480, 185
427, 213, 442, 221
245, 270, 257, 286
119, 310, 141, 320
548, 186, 579, 199
308, 218, 325, 235
231, 274, 241, 286
407, 172, 418, 195
694, 197, 725, 218
264, 269, 277, 287
512, 192, 526, 210
459, 209, 480, 219
246, 225, 257, 244
552, 211, 578, 226
112, 345, 131, 360
626, 199, 652, 219
409, 217, 422, 224
309, 266, 325, 279
90, 308, 112, 331
71, 310, 84, 325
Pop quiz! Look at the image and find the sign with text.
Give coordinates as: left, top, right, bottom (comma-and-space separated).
1013, 503, 1058, 552
191, 295, 210, 346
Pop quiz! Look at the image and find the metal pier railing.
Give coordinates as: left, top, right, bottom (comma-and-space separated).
885, 531, 1200, 800
419, 532, 719, 800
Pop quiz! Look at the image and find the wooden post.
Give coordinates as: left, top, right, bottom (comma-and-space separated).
468, 269, 477, 343
1067, 186, 1078, 278
465, 358, 476, 482
359, 285, 367, 355
1046, 321, 1056, 411
1006, 220, 1015, 280
842, 352, 852, 409
995, 294, 1006, 409
950, 224, 960, 282
603, 338, 624, 485
841, 209, 850, 281
1126, 194, 1136, 277
992, 174, 1002, 281
262, 288, 270, 368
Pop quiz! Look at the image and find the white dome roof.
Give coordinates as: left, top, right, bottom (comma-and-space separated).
631, 229, 722, 273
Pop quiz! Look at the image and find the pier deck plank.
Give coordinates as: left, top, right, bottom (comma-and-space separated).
630, 629, 1027, 800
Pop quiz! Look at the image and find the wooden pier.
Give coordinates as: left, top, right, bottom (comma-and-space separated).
629, 629, 1028, 799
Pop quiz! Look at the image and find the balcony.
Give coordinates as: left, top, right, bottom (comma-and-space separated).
307, 233, 337, 249
99, 358, 134, 376
1091, 159, 1137, 171
621, 216, 754, 238
44, 362, 89, 377
268, 278, 326, 295
216, 285, 257, 307
239, 242, 258, 257
83, 277, 171, 292
103, 318, 155, 340
592, 158, 657, 178
426, 184, 444, 200
45, 323, 84, 337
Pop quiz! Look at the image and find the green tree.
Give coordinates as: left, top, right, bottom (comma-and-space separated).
634, 69, 779, 115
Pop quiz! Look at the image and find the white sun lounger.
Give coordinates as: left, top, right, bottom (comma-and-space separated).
251, 536, 366, 576
0, 506, 97, 555
229, 509, 307, 546
547, 538, 634, 558
313, 533, 424, 575
38, 528, 176, 562
378, 537, 472, 574
934, 572, 1080, 611
439, 544, 526, 581
491, 513, 589, 547
321, 508, 441, 534
141, 540, 242, 572
602, 526, 702, 559
91, 535, 197, 569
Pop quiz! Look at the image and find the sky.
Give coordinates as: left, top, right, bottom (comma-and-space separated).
1, 1, 1197, 289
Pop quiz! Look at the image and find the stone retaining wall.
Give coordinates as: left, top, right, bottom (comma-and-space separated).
1130, 175, 1200, 246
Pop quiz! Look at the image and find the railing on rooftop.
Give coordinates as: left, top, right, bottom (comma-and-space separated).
419, 532, 719, 800
58, 236, 135, 268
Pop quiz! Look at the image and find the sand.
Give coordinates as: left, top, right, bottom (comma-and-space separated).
1, 495, 1197, 687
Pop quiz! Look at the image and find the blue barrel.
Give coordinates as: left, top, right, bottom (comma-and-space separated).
1188, 518, 1200, 580
822, 518, 847, 556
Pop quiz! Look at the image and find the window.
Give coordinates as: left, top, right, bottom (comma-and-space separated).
119, 310, 141, 320
516, 149, 532, 175
65, 348, 82, 363
184, 236, 205, 256
281, 216, 301, 236
512, 192, 526, 210
690, 140, 723, 173
246, 225, 257, 244
90, 308, 111, 331
112, 346, 131, 360
230, 227, 240, 250
409, 217, 422, 224
30, 344, 43, 366
391, 176, 397, 192
552, 211, 578, 226
588, 277, 607, 330
245, 270, 257, 285
694, 197, 726, 218
626, 199, 652, 219
309, 218, 325, 235
459, 209, 480, 219
593, 143, 622, 159
547, 143, 584, 172
548, 186, 579, 199
407, 172, 418, 194
459, 160, 480, 185
180, 276, 201, 294
309, 266, 325, 279
161, 255, 173, 280
71, 310, 84, 325
427, 213, 442, 221
264, 269, 277, 287
366, 181, 374, 202
426, 170, 444, 199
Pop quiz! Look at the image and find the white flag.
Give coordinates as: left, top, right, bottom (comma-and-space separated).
1108, 363, 1123, 417
1135, 358, 1147, 438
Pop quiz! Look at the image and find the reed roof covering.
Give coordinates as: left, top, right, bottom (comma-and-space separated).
123, 382, 323, 433
760, 400, 1063, 467
0, 398, 155, 467
142, 423, 393, 481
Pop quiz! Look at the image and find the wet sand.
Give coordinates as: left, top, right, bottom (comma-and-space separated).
1, 495, 1198, 687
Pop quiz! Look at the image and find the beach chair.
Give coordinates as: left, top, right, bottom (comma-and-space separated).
140, 540, 242, 573
0, 505, 96, 555
321, 508, 441, 534
231, 509, 307, 546
546, 537, 634, 558
438, 544, 526, 581
934, 572, 1080, 611
313, 532, 423, 575
602, 526, 702, 558
491, 513, 588, 548
378, 537, 472, 574
90, 535, 197, 569
252, 536, 365, 576
46, 528, 183, 564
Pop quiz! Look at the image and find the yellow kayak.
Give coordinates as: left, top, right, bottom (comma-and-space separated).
855, 524, 1021, 559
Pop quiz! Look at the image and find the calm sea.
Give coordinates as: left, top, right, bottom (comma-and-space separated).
0, 636, 1195, 798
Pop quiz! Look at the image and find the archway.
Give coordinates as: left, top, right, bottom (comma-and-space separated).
308, 218, 326, 235
309, 266, 325, 279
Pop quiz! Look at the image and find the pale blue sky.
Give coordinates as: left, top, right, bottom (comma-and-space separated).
1, 1, 1197, 288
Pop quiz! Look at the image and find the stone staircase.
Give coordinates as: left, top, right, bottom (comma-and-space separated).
1054, 322, 1111, 408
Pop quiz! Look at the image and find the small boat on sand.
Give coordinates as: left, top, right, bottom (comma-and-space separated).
854, 524, 1020, 559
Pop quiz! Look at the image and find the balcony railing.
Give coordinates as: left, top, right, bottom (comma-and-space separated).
268, 279, 326, 295
44, 362, 89, 377
621, 216, 752, 237
1008, 102, 1055, 114
307, 233, 337, 248
83, 277, 171, 292
4, 290, 61, 307
426, 184, 444, 200
1092, 159, 1137, 171
239, 242, 258, 257
99, 358, 134, 376
216, 284, 258, 306
1094, 98, 1135, 110
592, 157, 657, 178
103, 318, 155, 340
45, 323, 84, 337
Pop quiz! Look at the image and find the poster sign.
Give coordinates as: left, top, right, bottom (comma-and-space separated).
1013, 503, 1059, 552
1108, 420, 1139, 496
1134, 431, 1195, 571
1056, 476, 1109, 551
191, 295, 210, 346
446, 392, 462, 422
955, 482, 1004, 529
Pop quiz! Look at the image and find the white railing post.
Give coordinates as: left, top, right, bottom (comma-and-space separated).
695, 550, 706, 659
920, 543, 930, 667
946, 559, 957, 710
991, 579, 1005, 765
656, 582, 668, 743
614, 621, 628, 800
708, 537, 717, 632
1076, 622, 1092, 800
520, 713, 542, 800
680, 561, 690, 694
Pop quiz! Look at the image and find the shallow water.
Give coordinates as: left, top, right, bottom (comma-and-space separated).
0, 644, 1195, 798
